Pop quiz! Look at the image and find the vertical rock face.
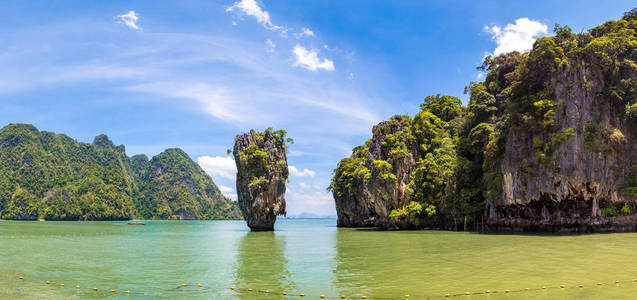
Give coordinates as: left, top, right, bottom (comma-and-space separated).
484, 12, 637, 232
332, 117, 417, 228
233, 129, 289, 231
489, 57, 637, 232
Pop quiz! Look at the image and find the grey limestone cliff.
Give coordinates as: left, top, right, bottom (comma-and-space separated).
233, 129, 289, 231
488, 54, 637, 232
334, 117, 418, 228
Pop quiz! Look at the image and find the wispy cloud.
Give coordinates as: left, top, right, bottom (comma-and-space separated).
128, 82, 248, 122
217, 185, 237, 200
0, 21, 381, 130
287, 150, 305, 157
54, 64, 151, 82
296, 182, 322, 190
218, 185, 234, 194
0, 78, 29, 94
289, 166, 316, 177
292, 45, 334, 71
295, 27, 314, 38
484, 18, 547, 56
115, 11, 141, 30
265, 39, 276, 53
226, 0, 282, 31
197, 155, 237, 180
0, 63, 152, 95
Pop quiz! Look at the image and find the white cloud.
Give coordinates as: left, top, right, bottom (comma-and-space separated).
115, 11, 141, 30
297, 182, 322, 190
484, 18, 547, 56
280, 28, 289, 38
295, 27, 314, 38
217, 185, 237, 200
287, 150, 304, 157
286, 189, 335, 216
226, 0, 281, 31
218, 185, 234, 194
476, 72, 484, 79
197, 155, 237, 180
302, 28, 314, 36
289, 165, 316, 177
265, 39, 276, 53
292, 45, 334, 71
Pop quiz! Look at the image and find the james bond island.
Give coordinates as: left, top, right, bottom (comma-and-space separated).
330, 10, 637, 232
232, 128, 291, 231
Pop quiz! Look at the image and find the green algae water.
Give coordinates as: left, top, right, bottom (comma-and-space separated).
2, 219, 637, 299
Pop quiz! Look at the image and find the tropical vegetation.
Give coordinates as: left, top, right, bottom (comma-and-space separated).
0, 124, 240, 220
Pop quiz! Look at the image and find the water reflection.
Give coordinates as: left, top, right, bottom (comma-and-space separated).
333, 228, 423, 298
332, 228, 381, 298
234, 231, 291, 299
5, 220, 637, 300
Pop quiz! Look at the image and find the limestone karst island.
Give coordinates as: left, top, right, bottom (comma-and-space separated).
1, 2, 637, 299
233, 128, 290, 231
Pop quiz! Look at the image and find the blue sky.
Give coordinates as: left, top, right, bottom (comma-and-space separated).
0, 1, 633, 216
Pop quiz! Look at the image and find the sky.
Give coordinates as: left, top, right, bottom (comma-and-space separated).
0, 1, 633, 216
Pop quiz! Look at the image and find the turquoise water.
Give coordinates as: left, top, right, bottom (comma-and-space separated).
2, 219, 637, 299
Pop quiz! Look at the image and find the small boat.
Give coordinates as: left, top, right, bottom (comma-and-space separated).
127, 222, 146, 226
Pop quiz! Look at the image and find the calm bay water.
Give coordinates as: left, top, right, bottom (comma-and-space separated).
2, 219, 637, 299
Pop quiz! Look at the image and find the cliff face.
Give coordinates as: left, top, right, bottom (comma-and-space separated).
333, 117, 418, 228
0, 124, 240, 221
331, 11, 637, 232
233, 129, 289, 231
483, 13, 637, 232
491, 51, 637, 232
331, 108, 461, 230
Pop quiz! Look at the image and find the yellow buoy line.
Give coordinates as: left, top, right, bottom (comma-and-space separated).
6, 272, 637, 299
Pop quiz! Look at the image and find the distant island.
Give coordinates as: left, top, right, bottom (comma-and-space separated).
330, 9, 637, 232
283, 213, 337, 219
0, 124, 241, 221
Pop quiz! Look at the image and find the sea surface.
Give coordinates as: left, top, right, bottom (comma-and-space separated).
2, 219, 637, 299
